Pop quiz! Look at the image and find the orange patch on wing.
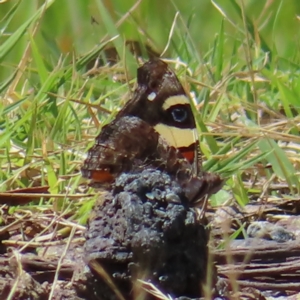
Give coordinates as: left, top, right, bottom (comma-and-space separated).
181, 150, 195, 164
90, 170, 114, 183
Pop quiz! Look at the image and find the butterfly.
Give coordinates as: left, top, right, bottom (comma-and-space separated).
81, 59, 223, 205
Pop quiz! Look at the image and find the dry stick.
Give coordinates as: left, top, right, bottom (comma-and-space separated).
219, 259, 300, 277
3, 237, 85, 248
214, 244, 300, 264
20, 254, 74, 272
0, 192, 93, 199
218, 256, 300, 293
231, 279, 300, 291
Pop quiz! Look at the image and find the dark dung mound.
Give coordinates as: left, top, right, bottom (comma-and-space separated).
81, 169, 209, 299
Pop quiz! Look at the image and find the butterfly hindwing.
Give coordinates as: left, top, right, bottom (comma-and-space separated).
81, 116, 159, 186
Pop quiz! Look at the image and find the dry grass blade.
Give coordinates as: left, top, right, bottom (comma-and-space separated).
89, 260, 126, 300
6, 250, 23, 300
137, 279, 173, 300
48, 226, 76, 300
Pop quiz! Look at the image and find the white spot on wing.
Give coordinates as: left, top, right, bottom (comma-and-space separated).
147, 92, 156, 101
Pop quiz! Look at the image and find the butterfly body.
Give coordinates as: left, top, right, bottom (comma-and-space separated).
81, 59, 223, 205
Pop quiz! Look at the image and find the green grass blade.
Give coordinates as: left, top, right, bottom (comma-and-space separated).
29, 34, 49, 84
0, 0, 56, 63
212, 19, 224, 82
258, 138, 300, 191
95, 0, 136, 75
0, 0, 22, 34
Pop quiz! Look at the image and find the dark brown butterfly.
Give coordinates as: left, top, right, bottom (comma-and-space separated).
81, 59, 223, 205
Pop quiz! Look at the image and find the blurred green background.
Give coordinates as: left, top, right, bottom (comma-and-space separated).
1, 0, 300, 83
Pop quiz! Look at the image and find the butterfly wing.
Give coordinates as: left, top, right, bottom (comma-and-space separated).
81, 59, 223, 204
81, 116, 159, 186
117, 58, 202, 175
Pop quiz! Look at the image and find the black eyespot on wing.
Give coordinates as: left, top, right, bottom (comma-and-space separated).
165, 104, 194, 128
170, 107, 188, 123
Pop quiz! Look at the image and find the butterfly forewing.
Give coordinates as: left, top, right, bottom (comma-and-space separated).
81, 59, 223, 204
116, 59, 201, 173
